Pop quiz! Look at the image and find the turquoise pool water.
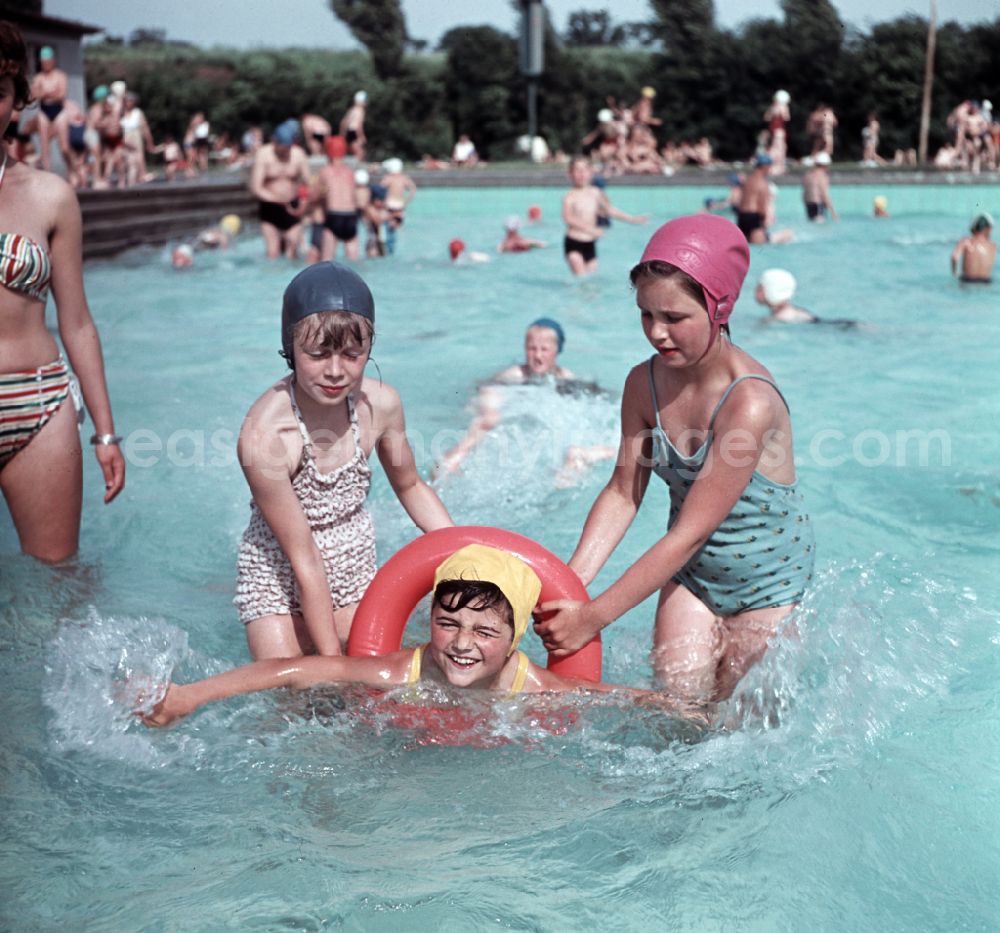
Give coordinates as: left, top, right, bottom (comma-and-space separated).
2, 184, 998, 930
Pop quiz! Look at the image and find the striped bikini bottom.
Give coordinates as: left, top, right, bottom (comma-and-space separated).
0, 357, 79, 468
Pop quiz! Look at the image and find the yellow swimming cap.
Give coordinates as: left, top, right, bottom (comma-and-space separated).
220, 214, 242, 236
433, 544, 542, 655
873, 195, 888, 211
642, 86, 656, 98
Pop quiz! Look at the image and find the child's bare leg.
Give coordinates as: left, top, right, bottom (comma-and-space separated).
260, 223, 282, 259
566, 251, 588, 276
714, 603, 796, 701
652, 582, 722, 702
332, 602, 358, 646
245, 612, 313, 660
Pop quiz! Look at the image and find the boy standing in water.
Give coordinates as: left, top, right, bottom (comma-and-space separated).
562, 156, 648, 275
316, 135, 360, 260
950, 213, 996, 284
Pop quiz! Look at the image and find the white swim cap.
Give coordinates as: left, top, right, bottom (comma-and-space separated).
504, 214, 521, 231
516, 134, 532, 153
110, 80, 127, 99
774, 89, 790, 105
354, 168, 369, 185
815, 151, 831, 166
598, 108, 614, 123
354, 90, 367, 104
382, 157, 403, 174
759, 268, 797, 305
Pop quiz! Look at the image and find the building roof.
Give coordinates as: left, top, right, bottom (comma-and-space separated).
7, 10, 102, 38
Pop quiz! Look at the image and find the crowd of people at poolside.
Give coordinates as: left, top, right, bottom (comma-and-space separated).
16, 45, 1000, 195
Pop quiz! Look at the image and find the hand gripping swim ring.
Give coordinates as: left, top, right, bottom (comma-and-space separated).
347, 526, 602, 682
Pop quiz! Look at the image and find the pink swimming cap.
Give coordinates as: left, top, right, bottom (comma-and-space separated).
639, 214, 750, 343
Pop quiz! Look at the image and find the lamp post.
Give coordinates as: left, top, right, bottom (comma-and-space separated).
519, 0, 545, 158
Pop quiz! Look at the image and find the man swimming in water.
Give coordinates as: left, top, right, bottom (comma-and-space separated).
951, 213, 996, 284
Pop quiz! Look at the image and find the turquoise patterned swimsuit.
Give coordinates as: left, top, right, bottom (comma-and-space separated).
647, 358, 815, 616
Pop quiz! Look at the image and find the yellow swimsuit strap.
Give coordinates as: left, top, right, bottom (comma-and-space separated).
507, 650, 530, 696
406, 646, 423, 685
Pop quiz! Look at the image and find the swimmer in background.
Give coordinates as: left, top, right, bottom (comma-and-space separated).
250, 120, 310, 260
736, 155, 793, 245
801, 152, 838, 222
872, 195, 890, 218
380, 157, 416, 255
29, 46, 67, 172
433, 319, 575, 478
140, 545, 703, 727
300, 112, 331, 157
55, 99, 90, 189
951, 213, 996, 284
498, 215, 546, 253
339, 90, 367, 161
562, 155, 648, 275
755, 268, 861, 328
315, 135, 360, 261
196, 213, 242, 250
755, 269, 816, 323
364, 181, 388, 258
704, 173, 743, 215
449, 239, 490, 264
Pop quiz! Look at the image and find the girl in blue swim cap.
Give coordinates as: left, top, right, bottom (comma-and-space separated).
234, 262, 453, 661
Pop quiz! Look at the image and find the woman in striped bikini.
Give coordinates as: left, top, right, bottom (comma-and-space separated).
0, 21, 124, 561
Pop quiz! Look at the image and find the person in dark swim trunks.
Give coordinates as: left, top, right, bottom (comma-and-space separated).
316, 135, 360, 260
250, 120, 310, 259
561, 155, 648, 275
29, 45, 67, 171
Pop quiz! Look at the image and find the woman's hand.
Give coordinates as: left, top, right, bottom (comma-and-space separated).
95, 442, 125, 503
533, 599, 604, 655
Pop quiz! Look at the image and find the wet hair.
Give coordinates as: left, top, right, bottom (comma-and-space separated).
286, 310, 374, 368
432, 579, 514, 632
0, 21, 32, 111
629, 259, 731, 338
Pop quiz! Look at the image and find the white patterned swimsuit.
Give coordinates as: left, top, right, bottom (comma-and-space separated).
234, 382, 377, 624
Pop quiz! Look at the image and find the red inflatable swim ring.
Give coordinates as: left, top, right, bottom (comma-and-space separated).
347, 525, 602, 682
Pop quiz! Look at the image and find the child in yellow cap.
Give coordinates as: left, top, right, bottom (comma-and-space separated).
140, 545, 695, 727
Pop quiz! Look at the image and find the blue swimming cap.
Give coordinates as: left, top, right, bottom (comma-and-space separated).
92, 85, 108, 103
369, 183, 387, 201
755, 153, 773, 167
591, 174, 607, 190
273, 119, 300, 146
529, 317, 565, 353
40, 46, 55, 61
281, 262, 375, 362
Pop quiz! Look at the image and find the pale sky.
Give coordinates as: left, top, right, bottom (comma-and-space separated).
45, 0, 997, 49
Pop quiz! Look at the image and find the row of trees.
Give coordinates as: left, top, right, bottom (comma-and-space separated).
81, 1, 1000, 163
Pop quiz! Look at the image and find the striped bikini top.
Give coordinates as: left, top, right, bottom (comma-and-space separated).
0, 233, 52, 302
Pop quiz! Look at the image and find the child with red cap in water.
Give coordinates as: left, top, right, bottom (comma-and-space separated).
535, 214, 815, 705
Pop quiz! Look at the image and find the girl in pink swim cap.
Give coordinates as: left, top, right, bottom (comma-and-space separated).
536, 214, 815, 706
